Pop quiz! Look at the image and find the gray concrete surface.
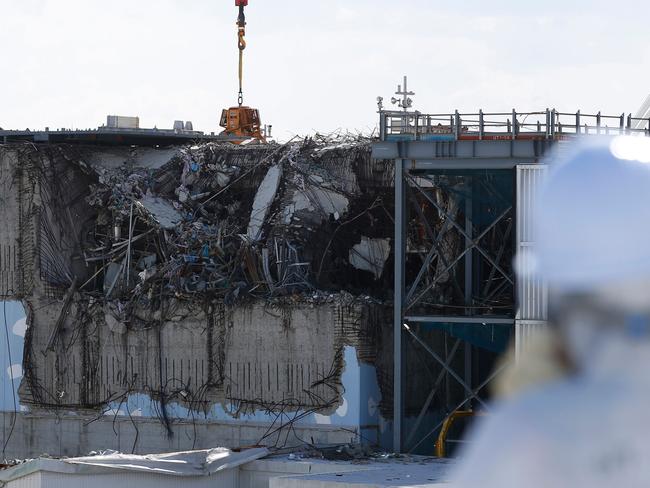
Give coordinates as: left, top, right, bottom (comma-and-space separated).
0, 411, 359, 459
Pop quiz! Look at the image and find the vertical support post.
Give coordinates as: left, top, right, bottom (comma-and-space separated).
393, 158, 406, 453
464, 180, 473, 401
575, 110, 581, 134
479, 110, 484, 140
379, 112, 386, 141
545, 108, 550, 138
512, 109, 517, 140
597, 111, 601, 135
550, 109, 556, 137
464, 181, 473, 313
627, 113, 632, 134
620, 113, 625, 133
454, 110, 461, 140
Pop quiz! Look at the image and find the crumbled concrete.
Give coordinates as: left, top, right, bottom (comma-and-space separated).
248, 164, 282, 240
138, 194, 183, 229
349, 237, 391, 280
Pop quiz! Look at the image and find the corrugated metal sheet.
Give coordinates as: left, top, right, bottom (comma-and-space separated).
516, 164, 548, 321
106, 115, 140, 129
514, 320, 548, 362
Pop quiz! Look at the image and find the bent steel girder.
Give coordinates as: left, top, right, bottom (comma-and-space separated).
404, 172, 514, 316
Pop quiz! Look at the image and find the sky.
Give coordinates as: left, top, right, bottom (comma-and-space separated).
1, 0, 649, 140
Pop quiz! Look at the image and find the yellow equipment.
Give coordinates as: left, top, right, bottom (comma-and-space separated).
434, 409, 485, 458
220, 106, 263, 139
220, 0, 266, 143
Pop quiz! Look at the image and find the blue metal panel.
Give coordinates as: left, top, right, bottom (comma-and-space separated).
385, 135, 416, 142
1, 301, 26, 413
413, 322, 512, 354
419, 134, 455, 142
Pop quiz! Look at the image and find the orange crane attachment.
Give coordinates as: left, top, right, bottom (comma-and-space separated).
220, 0, 266, 143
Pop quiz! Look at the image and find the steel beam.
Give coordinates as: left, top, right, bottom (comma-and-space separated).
408, 176, 513, 286
406, 188, 465, 303
408, 360, 510, 454
404, 316, 514, 325
404, 339, 462, 450
405, 202, 513, 310
372, 140, 550, 165
403, 323, 489, 410
464, 183, 473, 402
393, 159, 406, 452
464, 180, 474, 312
405, 159, 530, 170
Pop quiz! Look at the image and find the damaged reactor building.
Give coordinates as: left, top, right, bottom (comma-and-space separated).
0, 135, 411, 457
2, 103, 576, 458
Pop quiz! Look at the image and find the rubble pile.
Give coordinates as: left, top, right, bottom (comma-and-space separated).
77, 136, 391, 313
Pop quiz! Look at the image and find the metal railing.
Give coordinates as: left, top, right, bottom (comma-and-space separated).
379, 109, 650, 141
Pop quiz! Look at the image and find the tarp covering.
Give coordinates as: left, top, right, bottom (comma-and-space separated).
0, 447, 269, 483
65, 447, 269, 476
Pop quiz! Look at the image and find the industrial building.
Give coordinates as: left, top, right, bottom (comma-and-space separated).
2, 77, 649, 467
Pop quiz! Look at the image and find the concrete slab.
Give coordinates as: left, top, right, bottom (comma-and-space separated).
268, 458, 455, 488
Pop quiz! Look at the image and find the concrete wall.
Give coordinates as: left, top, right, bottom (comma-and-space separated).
0, 150, 32, 298
6, 468, 237, 488
0, 412, 358, 459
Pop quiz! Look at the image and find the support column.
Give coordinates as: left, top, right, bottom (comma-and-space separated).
393, 159, 406, 452
464, 180, 473, 403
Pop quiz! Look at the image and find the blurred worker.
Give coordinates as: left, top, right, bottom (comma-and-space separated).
452, 136, 650, 487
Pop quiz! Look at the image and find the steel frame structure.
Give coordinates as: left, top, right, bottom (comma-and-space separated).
375, 117, 555, 453
391, 157, 520, 453
375, 107, 650, 453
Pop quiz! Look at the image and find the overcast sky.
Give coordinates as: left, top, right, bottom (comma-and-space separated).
2, 0, 649, 140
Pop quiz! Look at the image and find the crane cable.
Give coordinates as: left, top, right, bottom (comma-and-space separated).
237, 4, 246, 106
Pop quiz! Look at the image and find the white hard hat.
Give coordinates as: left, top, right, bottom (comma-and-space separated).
533, 136, 650, 293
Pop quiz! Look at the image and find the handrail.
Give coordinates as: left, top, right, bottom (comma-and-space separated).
379, 109, 650, 141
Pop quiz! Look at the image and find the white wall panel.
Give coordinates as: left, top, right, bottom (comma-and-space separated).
516, 164, 548, 321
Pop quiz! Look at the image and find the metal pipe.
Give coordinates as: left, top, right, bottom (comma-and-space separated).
434, 410, 477, 457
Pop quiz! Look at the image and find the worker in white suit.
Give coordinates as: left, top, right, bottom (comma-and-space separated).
452, 135, 650, 487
